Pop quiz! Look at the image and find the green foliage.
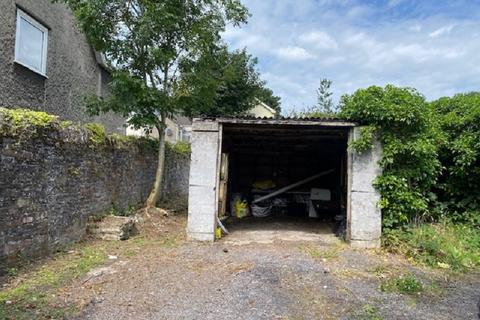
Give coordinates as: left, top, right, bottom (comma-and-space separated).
431, 93, 480, 225
350, 125, 377, 153
61, 0, 250, 131
355, 304, 383, 320
179, 46, 263, 117
60, 0, 250, 205
85, 122, 107, 144
380, 273, 423, 294
166, 141, 191, 155
178, 46, 280, 117
109, 204, 138, 217
384, 222, 480, 271
316, 78, 334, 114
0, 107, 57, 137
288, 78, 336, 118
255, 86, 282, 114
339, 85, 442, 228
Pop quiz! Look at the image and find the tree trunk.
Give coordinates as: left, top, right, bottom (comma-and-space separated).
145, 118, 166, 208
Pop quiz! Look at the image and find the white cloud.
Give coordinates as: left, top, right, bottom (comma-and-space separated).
299, 31, 338, 50
429, 25, 454, 38
274, 46, 316, 60
409, 24, 422, 32
224, 0, 480, 113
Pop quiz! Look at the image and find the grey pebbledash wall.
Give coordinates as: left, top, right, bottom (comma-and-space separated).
0, 0, 125, 134
0, 112, 190, 272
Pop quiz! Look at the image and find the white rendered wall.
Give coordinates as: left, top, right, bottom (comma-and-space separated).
347, 127, 383, 248
186, 120, 220, 241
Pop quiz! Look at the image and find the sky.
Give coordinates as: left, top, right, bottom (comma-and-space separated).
222, 0, 480, 113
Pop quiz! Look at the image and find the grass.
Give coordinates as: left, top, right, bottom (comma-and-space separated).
355, 304, 384, 320
383, 221, 480, 272
299, 244, 342, 261
380, 273, 423, 295
0, 224, 183, 319
0, 246, 108, 319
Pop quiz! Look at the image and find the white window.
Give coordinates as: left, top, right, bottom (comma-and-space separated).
15, 9, 48, 76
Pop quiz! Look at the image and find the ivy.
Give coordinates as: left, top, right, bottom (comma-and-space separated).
339, 85, 443, 228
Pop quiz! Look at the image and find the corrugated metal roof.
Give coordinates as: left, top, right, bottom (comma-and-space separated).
194, 115, 358, 126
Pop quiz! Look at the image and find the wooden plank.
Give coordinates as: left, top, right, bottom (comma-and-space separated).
252, 169, 335, 204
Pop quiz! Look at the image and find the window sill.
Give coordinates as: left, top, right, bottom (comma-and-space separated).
14, 60, 48, 79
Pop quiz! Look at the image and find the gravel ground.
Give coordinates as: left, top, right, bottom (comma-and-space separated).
69, 216, 480, 320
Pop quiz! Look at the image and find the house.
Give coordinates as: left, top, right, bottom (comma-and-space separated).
0, 0, 125, 134
126, 116, 193, 143
126, 100, 276, 142
186, 117, 382, 248
247, 99, 277, 118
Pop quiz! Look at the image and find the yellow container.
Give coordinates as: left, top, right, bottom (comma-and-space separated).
215, 227, 222, 239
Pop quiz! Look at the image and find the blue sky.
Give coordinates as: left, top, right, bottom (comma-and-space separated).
222, 0, 480, 113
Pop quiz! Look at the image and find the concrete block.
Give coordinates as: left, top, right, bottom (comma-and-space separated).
192, 119, 219, 131
187, 125, 220, 241
187, 185, 216, 238
351, 127, 382, 193
187, 232, 215, 242
189, 131, 219, 187
350, 239, 381, 249
350, 191, 381, 244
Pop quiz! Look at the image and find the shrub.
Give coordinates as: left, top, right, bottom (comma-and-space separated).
431, 93, 480, 226
339, 85, 442, 228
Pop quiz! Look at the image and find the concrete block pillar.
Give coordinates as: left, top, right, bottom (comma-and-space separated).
187, 120, 220, 241
347, 127, 382, 248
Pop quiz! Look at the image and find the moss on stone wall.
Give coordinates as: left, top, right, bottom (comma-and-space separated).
0, 107, 157, 152
166, 141, 191, 156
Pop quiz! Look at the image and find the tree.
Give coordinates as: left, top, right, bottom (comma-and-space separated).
178, 46, 260, 116
60, 0, 249, 207
431, 92, 480, 225
178, 46, 281, 116
315, 78, 334, 114
255, 87, 281, 114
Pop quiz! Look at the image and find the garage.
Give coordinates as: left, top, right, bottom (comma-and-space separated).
187, 117, 382, 248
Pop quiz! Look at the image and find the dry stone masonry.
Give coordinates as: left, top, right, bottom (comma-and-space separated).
0, 109, 190, 272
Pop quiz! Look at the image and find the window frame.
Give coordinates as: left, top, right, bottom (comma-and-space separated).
14, 9, 49, 76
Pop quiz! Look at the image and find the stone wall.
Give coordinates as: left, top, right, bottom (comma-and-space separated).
163, 146, 191, 207
0, 0, 125, 134
0, 109, 190, 272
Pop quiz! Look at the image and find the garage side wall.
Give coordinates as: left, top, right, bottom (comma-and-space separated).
348, 127, 382, 248
187, 121, 220, 241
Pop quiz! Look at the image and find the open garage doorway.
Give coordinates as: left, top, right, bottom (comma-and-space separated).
219, 122, 349, 243
187, 118, 382, 248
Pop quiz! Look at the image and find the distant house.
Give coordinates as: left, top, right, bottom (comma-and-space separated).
0, 0, 125, 134
126, 116, 193, 143
247, 99, 277, 118
126, 100, 276, 143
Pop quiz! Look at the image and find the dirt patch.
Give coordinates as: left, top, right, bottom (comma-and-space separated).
72, 218, 479, 320
2, 212, 479, 320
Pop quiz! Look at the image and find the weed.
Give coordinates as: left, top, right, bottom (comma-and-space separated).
299, 244, 340, 260
380, 273, 423, 294
85, 122, 107, 144
6, 268, 18, 278
384, 222, 480, 272
357, 304, 383, 320
166, 141, 191, 155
